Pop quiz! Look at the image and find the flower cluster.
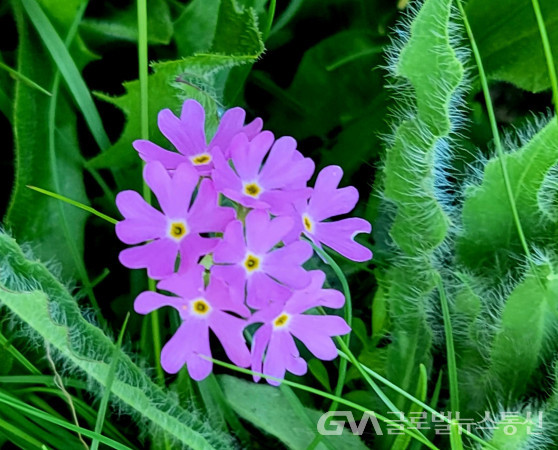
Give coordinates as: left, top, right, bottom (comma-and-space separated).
116, 99, 372, 384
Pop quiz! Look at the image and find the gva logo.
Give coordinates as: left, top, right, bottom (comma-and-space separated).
317, 411, 383, 436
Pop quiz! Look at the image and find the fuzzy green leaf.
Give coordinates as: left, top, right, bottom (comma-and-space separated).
383, 0, 463, 255
488, 264, 558, 400
458, 119, 558, 272
466, 0, 558, 93
0, 231, 234, 449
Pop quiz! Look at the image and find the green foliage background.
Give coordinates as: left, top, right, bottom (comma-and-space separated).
0, 0, 558, 448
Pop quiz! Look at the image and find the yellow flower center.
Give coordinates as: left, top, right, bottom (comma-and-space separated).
303, 215, 313, 232
244, 254, 260, 272
192, 299, 211, 316
273, 313, 290, 328
169, 221, 187, 240
191, 153, 212, 165
244, 182, 261, 198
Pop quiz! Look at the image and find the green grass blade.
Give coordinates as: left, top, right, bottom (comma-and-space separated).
0, 414, 45, 449
437, 275, 459, 413
91, 313, 130, 450
0, 61, 51, 96
20, 0, 110, 151
531, 0, 558, 110
0, 392, 129, 449
0, 331, 40, 375
27, 185, 118, 225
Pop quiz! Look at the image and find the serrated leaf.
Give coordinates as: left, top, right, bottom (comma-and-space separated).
88, 0, 265, 174
457, 119, 558, 272
0, 231, 235, 449
219, 375, 368, 450
467, 0, 558, 93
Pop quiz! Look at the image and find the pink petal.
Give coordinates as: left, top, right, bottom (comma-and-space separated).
258, 137, 314, 189
116, 217, 166, 245
245, 210, 292, 254
115, 190, 165, 223
263, 331, 292, 386
157, 265, 205, 299
210, 264, 247, 306
158, 101, 206, 156
251, 324, 272, 382
134, 291, 184, 316
231, 131, 274, 181
179, 235, 218, 266
205, 277, 250, 318
242, 117, 263, 140
247, 271, 291, 309
209, 310, 250, 368
213, 220, 246, 264
313, 218, 372, 262
210, 107, 247, 158
289, 315, 350, 360
133, 139, 188, 169
307, 166, 359, 221
286, 270, 345, 313
187, 179, 235, 233
212, 147, 243, 193
264, 241, 313, 289
119, 238, 178, 279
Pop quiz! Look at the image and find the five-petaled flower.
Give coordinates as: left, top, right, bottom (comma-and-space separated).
213, 209, 313, 309
134, 265, 251, 379
116, 161, 234, 279
250, 272, 350, 385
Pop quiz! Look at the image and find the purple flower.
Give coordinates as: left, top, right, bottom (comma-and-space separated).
212, 210, 313, 309
212, 131, 315, 215
134, 265, 251, 379
250, 275, 350, 386
115, 161, 234, 279
286, 165, 372, 262
133, 99, 263, 174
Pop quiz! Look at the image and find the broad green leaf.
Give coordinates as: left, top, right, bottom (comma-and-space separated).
264, 30, 388, 177
457, 119, 558, 272
467, 0, 558, 93
0, 231, 235, 449
81, 0, 173, 46
219, 375, 368, 450
5, 0, 91, 278
308, 359, 332, 392
488, 264, 558, 400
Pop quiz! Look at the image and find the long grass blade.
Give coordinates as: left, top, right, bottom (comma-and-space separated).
0, 61, 51, 96
27, 186, 118, 225
531, 0, 558, 110
20, 0, 110, 151
0, 392, 130, 450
